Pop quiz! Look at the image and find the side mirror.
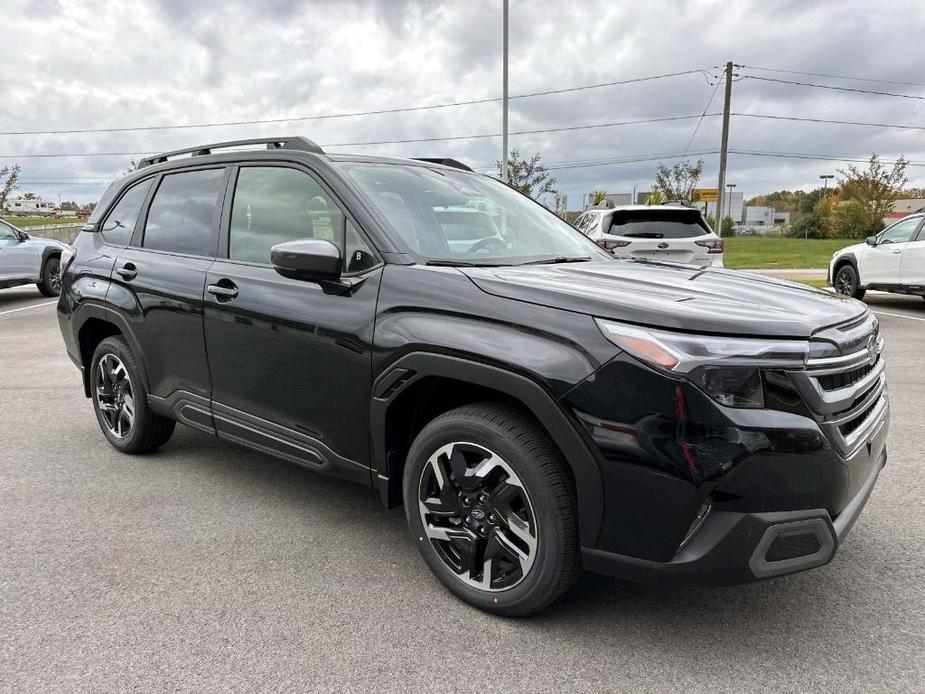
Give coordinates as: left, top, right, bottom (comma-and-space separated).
271, 238, 341, 283
17, 231, 29, 241
865, 235, 878, 246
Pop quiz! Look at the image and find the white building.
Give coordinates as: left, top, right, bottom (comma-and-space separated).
697, 191, 744, 223
736, 207, 791, 235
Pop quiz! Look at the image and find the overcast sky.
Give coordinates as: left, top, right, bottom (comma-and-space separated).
3, 0, 925, 208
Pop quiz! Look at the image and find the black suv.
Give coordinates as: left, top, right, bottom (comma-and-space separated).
58, 137, 889, 615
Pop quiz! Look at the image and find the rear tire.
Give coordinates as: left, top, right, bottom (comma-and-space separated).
36, 255, 61, 297
403, 402, 580, 616
834, 263, 865, 300
90, 336, 175, 454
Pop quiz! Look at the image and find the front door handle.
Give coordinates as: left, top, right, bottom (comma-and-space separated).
116, 263, 137, 280
891, 249, 903, 254
207, 280, 239, 302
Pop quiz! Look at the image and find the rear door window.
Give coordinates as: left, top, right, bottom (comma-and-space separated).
608, 211, 709, 239
142, 169, 225, 256
101, 178, 153, 246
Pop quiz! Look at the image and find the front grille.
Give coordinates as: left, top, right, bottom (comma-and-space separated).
817, 357, 877, 391
787, 313, 888, 456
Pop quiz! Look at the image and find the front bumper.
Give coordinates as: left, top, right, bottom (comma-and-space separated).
582, 420, 887, 586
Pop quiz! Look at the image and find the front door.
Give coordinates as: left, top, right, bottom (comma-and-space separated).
901, 225, 925, 288
203, 164, 381, 479
107, 167, 227, 431
0, 221, 38, 282
862, 216, 922, 285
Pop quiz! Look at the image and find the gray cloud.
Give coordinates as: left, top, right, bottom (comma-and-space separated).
2, 0, 924, 206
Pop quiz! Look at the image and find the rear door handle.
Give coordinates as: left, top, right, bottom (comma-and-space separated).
891, 249, 903, 254
207, 280, 239, 302
115, 263, 137, 280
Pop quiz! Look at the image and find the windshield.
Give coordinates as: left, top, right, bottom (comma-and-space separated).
607, 210, 710, 239
339, 163, 607, 265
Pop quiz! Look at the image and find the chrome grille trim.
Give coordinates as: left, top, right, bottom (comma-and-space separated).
787, 315, 887, 457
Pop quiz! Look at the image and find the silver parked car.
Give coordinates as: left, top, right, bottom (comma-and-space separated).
0, 218, 71, 296
574, 205, 724, 267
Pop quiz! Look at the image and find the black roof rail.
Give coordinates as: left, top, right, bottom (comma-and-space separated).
136, 136, 324, 169
412, 158, 473, 172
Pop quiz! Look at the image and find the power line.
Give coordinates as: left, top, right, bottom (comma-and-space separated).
733, 112, 925, 131
681, 77, 723, 158
743, 75, 925, 101
473, 149, 719, 173
742, 65, 925, 88
729, 149, 925, 167
0, 69, 710, 137
0, 114, 720, 158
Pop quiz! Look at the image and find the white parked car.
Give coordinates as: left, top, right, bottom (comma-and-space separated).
828, 213, 925, 301
0, 218, 71, 296
573, 205, 724, 267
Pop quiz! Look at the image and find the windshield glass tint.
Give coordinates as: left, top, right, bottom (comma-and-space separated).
340, 163, 604, 264
609, 214, 708, 239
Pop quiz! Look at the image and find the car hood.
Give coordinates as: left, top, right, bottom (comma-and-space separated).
462, 259, 866, 338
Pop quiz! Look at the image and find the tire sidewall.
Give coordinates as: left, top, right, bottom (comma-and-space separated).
836, 265, 857, 296
403, 414, 568, 614
90, 337, 149, 452
38, 255, 61, 297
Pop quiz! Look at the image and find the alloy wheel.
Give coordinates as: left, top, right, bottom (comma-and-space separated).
95, 354, 135, 439
835, 267, 855, 296
418, 442, 537, 591
49, 260, 62, 293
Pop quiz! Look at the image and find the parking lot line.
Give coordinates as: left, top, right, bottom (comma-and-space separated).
873, 309, 925, 323
0, 300, 57, 317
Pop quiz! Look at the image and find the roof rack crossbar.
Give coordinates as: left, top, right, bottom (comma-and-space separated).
411, 158, 473, 172
137, 136, 324, 169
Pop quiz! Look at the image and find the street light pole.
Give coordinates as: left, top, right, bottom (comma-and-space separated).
501, 0, 509, 184
726, 183, 736, 221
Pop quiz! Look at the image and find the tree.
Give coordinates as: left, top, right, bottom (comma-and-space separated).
652, 158, 704, 203
21, 191, 38, 200
496, 149, 557, 201
705, 213, 716, 230
124, 160, 138, 175
591, 190, 607, 206
838, 154, 908, 234
0, 165, 20, 211
721, 216, 735, 236
835, 199, 870, 239
646, 188, 665, 205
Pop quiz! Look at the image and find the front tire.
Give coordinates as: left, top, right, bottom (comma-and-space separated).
90, 336, 175, 453
403, 403, 579, 616
36, 255, 61, 297
834, 263, 866, 300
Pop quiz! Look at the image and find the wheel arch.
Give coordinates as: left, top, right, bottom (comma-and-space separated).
371, 352, 605, 547
74, 305, 148, 398
833, 253, 862, 288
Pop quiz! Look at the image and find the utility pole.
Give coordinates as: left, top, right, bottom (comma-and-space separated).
501, 0, 509, 183
715, 62, 734, 235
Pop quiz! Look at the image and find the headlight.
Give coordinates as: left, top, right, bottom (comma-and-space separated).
595, 319, 808, 408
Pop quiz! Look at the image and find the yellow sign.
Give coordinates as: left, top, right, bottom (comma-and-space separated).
693, 188, 719, 202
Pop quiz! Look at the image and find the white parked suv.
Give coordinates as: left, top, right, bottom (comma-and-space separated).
573, 205, 724, 267
0, 218, 70, 296
828, 213, 925, 301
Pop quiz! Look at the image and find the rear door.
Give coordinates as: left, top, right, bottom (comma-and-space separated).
202, 163, 382, 476
861, 216, 922, 285
107, 166, 227, 429
900, 220, 925, 288
604, 208, 712, 264
0, 220, 39, 282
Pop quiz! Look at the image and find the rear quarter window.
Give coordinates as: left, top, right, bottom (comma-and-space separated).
100, 179, 154, 246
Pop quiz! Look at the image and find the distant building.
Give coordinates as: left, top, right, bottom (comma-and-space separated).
882, 198, 925, 225
735, 206, 790, 235
696, 191, 744, 223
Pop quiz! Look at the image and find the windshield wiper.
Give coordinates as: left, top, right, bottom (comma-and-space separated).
425, 259, 506, 267
521, 256, 592, 266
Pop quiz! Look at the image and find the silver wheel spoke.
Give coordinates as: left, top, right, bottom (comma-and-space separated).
418, 441, 537, 592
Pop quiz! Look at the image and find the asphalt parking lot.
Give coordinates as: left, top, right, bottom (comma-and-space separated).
1, 285, 923, 693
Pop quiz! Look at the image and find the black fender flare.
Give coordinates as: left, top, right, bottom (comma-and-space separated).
40, 245, 62, 270
72, 302, 150, 397
370, 351, 605, 547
